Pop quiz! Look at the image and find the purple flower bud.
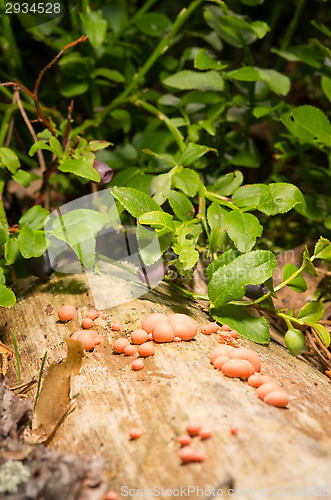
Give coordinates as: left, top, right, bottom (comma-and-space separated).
93, 160, 113, 184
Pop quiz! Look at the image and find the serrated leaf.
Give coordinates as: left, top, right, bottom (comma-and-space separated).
19, 206, 49, 230
212, 170, 243, 195
12, 169, 31, 188
112, 186, 162, 219
194, 49, 226, 70
163, 70, 224, 91
206, 248, 237, 279
80, 10, 107, 48
211, 304, 270, 344
58, 158, 100, 182
0, 147, 20, 173
208, 250, 277, 308
50, 209, 108, 239
29, 141, 53, 157
257, 183, 306, 215
314, 236, 331, 260
207, 202, 228, 253
4, 237, 19, 265
88, 140, 112, 152
297, 301, 324, 325
167, 191, 195, 221
137, 225, 172, 266
282, 263, 307, 293
0, 285, 16, 308
226, 66, 290, 95
312, 323, 330, 347
0, 222, 9, 247
224, 211, 263, 252
172, 168, 201, 197
138, 211, 174, 232
232, 183, 268, 208
179, 142, 217, 167
49, 136, 63, 159
176, 246, 199, 270
281, 105, 331, 148
53, 222, 96, 269
18, 227, 47, 258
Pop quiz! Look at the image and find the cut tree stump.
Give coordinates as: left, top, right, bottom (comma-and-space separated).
0, 273, 331, 499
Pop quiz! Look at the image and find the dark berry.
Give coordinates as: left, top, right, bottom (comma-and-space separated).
93, 160, 113, 184
245, 284, 269, 300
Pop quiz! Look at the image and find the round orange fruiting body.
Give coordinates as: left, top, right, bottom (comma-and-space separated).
129, 428, 142, 439
186, 421, 202, 436
138, 343, 155, 357
247, 374, 263, 387
178, 434, 192, 446
221, 359, 255, 379
130, 329, 148, 345
142, 313, 167, 334
213, 355, 230, 370
174, 336, 182, 342
221, 324, 231, 331
113, 338, 129, 353
199, 427, 212, 440
105, 491, 118, 500
81, 317, 94, 329
230, 426, 239, 435
229, 329, 239, 338
131, 359, 144, 371
229, 347, 261, 373
111, 322, 121, 331
210, 345, 236, 364
256, 381, 282, 400
124, 344, 135, 356
168, 314, 197, 341
71, 330, 100, 351
85, 309, 99, 320
263, 390, 290, 408
58, 304, 77, 322
153, 321, 175, 343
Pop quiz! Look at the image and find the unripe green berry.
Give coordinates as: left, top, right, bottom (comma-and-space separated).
285, 328, 306, 356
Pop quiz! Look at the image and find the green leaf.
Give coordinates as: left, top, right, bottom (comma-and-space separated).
179, 142, 217, 167
211, 304, 270, 344
0, 147, 20, 173
4, 237, 19, 265
302, 247, 318, 277
312, 323, 330, 347
321, 76, 331, 102
250, 21, 269, 38
58, 158, 100, 182
176, 246, 199, 270
212, 170, 243, 195
0, 285, 16, 308
80, 10, 107, 48
138, 211, 174, 232
137, 225, 172, 266
163, 70, 224, 91
0, 222, 9, 247
207, 203, 228, 253
232, 150, 259, 168
172, 168, 201, 197
314, 236, 331, 260
58, 223, 96, 269
134, 12, 171, 37
49, 136, 63, 159
29, 141, 53, 157
206, 248, 237, 279
50, 209, 108, 239
232, 184, 268, 208
18, 227, 47, 258
282, 263, 307, 293
167, 191, 195, 221
112, 186, 162, 219
281, 105, 331, 148
224, 211, 263, 252
257, 183, 306, 215
208, 250, 277, 308
297, 301, 324, 325
12, 169, 31, 188
194, 49, 226, 71
226, 67, 290, 95
92, 68, 125, 83
19, 206, 49, 230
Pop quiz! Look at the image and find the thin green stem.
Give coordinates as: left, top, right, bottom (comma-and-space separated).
205, 191, 240, 211
0, 104, 15, 147
34, 351, 47, 411
10, 329, 21, 393
198, 185, 210, 241
98, 0, 204, 122
275, 0, 306, 70
134, 99, 185, 152
166, 278, 209, 301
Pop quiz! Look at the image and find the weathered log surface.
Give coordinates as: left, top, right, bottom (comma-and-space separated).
0, 273, 331, 499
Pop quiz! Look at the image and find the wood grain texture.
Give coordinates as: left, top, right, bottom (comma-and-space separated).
0, 273, 331, 499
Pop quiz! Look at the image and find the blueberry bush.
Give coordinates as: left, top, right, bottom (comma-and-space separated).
0, 0, 330, 359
